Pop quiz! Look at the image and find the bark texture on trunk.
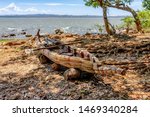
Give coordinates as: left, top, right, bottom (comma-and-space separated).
130, 9, 142, 32
97, 0, 115, 35
102, 7, 114, 35
107, 4, 143, 32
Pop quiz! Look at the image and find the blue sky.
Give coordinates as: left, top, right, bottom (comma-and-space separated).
0, 0, 143, 16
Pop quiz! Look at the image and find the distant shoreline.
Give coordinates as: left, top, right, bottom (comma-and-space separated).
0, 14, 126, 18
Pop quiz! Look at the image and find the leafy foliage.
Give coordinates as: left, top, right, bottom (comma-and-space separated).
121, 10, 150, 29
142, 0, 150, 10
84, 0, 99, 8
84, 0, 143, 32
109, 0, 133, 5
84, 0, 134, 7
138, 10, 150, 28
95, 24, 104, 33
121, 16, 134, 29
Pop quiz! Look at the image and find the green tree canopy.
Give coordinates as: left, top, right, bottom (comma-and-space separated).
84, 0, 134, 7
138, 10, 150, 28
84, 0, 99, 8
143, 0, 150, 10
84, 0, 143, 32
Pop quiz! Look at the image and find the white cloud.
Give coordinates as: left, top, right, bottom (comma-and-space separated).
0, 3, 21, 12
0, 3, 49, 15
24, 7, 38, 12
6, 3, 21, 11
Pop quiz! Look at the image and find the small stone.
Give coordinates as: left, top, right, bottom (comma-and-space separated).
21, 31, 26, 35
1, 34, 9, 37
55, 29, 64, 35
51, 63, 60, 71
28, 86, 35, 92
9, 33, 16, 37
64, 68, 81, 80
26, 34, 32, 37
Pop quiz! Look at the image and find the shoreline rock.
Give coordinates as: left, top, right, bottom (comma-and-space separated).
25, 34, 32, 37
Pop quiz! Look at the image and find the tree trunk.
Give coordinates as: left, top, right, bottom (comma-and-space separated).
102, 7, 114, 35
107, 4, 143, 32
128, 8, 143, 32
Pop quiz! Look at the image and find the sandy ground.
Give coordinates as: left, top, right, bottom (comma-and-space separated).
0, 33, 150, 100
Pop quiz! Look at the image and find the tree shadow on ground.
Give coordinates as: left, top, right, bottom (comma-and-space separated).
0, 69, 129, 100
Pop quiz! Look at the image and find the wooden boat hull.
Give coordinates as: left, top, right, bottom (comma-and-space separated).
40, 49, 95, 73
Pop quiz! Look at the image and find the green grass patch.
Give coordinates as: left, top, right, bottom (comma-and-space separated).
0, 39, 20, 43
0, 39, 13, 43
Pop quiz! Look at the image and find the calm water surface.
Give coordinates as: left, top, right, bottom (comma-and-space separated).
0, 16, 124, 38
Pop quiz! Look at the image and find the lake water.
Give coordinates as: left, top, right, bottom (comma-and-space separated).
0, 16, 124, 38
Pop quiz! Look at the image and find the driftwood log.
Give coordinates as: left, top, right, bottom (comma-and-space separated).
27, 30, 127, 79
39, 49, 94, 73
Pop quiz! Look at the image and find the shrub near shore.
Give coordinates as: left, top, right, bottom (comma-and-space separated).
121, 10, 150, 33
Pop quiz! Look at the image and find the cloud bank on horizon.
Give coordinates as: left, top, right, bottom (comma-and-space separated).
0, 0, 143, 16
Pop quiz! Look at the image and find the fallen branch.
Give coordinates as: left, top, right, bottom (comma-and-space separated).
33, 40, 83, 51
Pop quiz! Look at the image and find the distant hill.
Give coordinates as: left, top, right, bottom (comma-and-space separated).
0, 14, 126, 18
